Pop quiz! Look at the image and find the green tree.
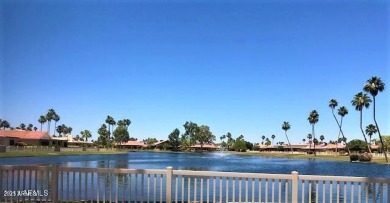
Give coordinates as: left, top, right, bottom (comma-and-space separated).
363, 76, 387, 162
145, 137, 158, 145
45, 109, 56, 135
307, 134, 312, 151
183, 121, 198, 147
348, 139, 367, 152
226, 132, 234, 150
81, 130, 92, 142
351, 92, 372, 153
20, 123, 26, 130
105, 115, 116, 139
56, 124, 64, 136
196, 125, 215, 151
38, 116, 46, 131
1, 119, 10, 130
282, 121, 293, 152
365, 124, 377, 146
33, 127, 38, 131
265, 138, 271, 146
52, 114, 60, 136
308, 110, 319, 156
245, 141, 254, 150
113, 125, 129, 148
319, 135, 325, 144
329, 99, 351, 155
232, 139, 247, 152
168, 128, 181, 151
97, 124, 110, 147
27, 124, 33, 131
336, 106, 351, 154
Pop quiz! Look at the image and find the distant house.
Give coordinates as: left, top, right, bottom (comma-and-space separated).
119, 140, 147, 149
0, 130, 67, 147
190, 143, 218, 151
59, 134, 93, 147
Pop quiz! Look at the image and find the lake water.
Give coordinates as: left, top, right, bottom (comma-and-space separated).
1, 151, 389, 178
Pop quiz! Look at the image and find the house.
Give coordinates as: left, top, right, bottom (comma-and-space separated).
190, 143, 218, 151
0, 130, 66, 147
118, 140, 147, 149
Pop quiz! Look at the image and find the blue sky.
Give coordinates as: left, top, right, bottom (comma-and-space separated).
1, 0, 389, 144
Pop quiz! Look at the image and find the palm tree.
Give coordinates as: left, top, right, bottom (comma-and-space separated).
20, 123, 26, 130
282, 121, 293, 152
46, 109, 56, 135
271, 134, 276, 146
38, 116, 46, 131
307, 110, 319, 156
365, 124, 377, 147
105, 116, 116, 138
302, 138, 306, 143
81, 130, 92, 142
56, 125, 64, 137
320, 135, 325, 144
33, 127, 38, 131
1, 120, 10, 130
363, 76, 387, 162
351, 92, 372, 153
307, 134, 312, 151
52, 114, 60, 136
261, 135, 265, 145
336, 106, 350, 154
27, 124, 33, 131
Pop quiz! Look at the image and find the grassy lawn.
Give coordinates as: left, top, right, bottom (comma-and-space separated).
243, 151, 390, 164
0, 150, 128, 158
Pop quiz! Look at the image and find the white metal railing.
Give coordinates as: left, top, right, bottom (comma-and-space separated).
1, 165, 389, 203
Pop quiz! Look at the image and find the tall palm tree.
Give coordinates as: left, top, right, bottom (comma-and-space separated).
363, 76, 387, 162
302, 138, 306, 143
105, 116, 116, 138
38, 116, 46, 131
282, 121, 293, 152
365, 124, 377, 147
308, 110, 319, 156
271, 134, 276, 146
351, 92, 372, 153
46, 109, 56, 135
307, 134, 312, 151
329, 100, 351, 154
320, 135, 325, 144
81, 130, 92, 142
337, 106, 351, 154
261, 135, 265, 145
52, 114, 60, 136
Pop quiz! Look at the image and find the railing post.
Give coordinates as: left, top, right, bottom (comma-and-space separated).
166, 166, 173, 203
51, 165, 58, 202
291, 171, 299, 203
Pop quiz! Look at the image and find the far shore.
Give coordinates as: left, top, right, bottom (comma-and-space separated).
0, 149, 388, 165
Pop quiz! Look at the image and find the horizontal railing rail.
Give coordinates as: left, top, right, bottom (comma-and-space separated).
0, 165, 389, 203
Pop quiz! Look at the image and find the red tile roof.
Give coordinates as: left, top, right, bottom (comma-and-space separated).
120, 140, 147, 147
0, 130, 51, 140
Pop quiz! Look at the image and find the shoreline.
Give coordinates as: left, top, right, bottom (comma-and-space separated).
0, 149, 388, 165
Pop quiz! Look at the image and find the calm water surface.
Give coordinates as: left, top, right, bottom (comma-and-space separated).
1, 151, 389, 178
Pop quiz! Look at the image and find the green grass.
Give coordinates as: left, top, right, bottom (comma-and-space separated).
240, 151, 390, 164
0, 150, 128, 158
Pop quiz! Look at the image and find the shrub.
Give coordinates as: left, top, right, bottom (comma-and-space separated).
349, 154, 359, 162
277, 146, 284, 151
358, 153, 372, 162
